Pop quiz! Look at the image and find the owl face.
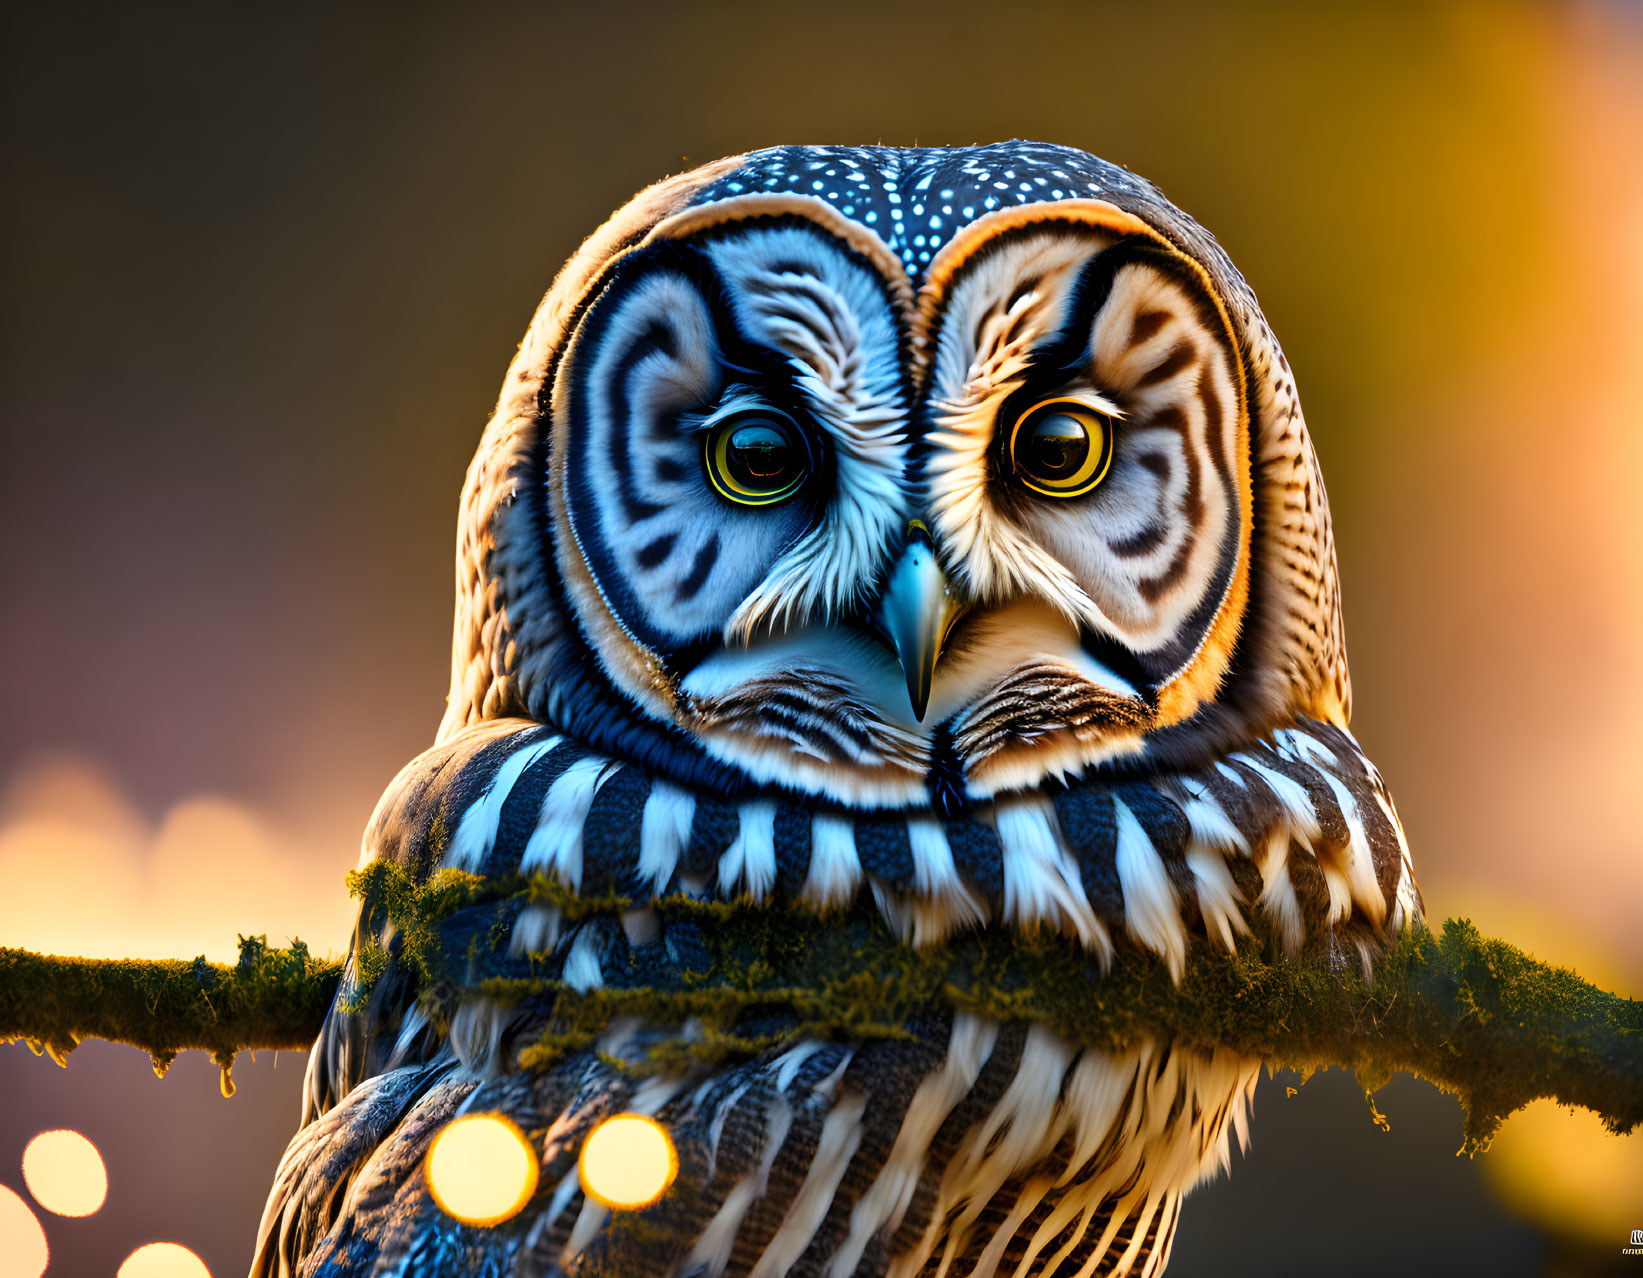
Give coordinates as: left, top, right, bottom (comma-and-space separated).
547, 199, 1252, 809
454, 144, 1346, 817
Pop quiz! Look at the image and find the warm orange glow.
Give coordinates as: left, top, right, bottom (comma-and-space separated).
0, 758, 355, 963
117, 1242, 213, 1278
1486, 1100, 1643, 1243
21, 1128, 107, 1217
578, 1113, 677, 1209
425, 1113, 539, 1226
0, 1185, 49, 1278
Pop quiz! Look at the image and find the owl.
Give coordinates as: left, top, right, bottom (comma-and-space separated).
253, 142, 1420, 1277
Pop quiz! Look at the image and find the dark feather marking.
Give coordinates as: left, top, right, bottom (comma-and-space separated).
853, 816, 915, 882
1146, 404, 1189, 441
1134, 339, 1197, 388
580, 766, 653, 897
488, 740, 591, 876
774, 805, 814, 897
1298, 725, 1405, 908
1358, 778, 1406, 907
674, 532, 720, 602
1136, 449, 1172, 480
1136, 408, 1204, 605
1110, 519, 1169, 557
1115, 783, 1199, 925
1258, 745, 1347, 847
628, 1074, 781, 1276
945, 815, 1004, 905
685, 797, 739, 879
1130, 308, 1171, 344
1286, 838, 1334, 934
926, 722, 969, 818
688, 672, 926, 771
767, 259, 822, 278
725, 1043, 859, 1268
788, 1029, 952, 1276
635, 531, 677, 570
759, 693, 879, 751
369, 725, 552, 882
751, 705, 864, 763
955, 663, 1152, 765
1006, 273, 1044, 312
606, 322, 674, 523
1199, 351, 1234, 485
1222, 759, 1287, 834
1195, 766, 1269, 851
890, 1021, 1028, 1255
1052, 783, 1125, 926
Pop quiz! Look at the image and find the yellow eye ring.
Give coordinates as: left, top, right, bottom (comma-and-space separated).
1006, 398, 1115, 498
703, 409, 811, 506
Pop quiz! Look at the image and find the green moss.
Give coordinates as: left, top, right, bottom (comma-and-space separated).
329, 863, 1643, 1151
3, 864, 1638, 1151
0, 935, 342, 1095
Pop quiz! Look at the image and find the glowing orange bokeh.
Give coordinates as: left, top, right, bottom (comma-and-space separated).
425, 1113, 539, 1226
21, 1128, 107, 1217
0, 1185, 49, 1278
579, 1114, 677, 1210
117, 1241, 213, 1278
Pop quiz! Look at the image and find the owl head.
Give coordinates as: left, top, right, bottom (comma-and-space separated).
442, 143, 1348, 822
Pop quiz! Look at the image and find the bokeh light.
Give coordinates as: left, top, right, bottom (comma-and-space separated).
0, 759, 356, 964
425, 1113, 539, 1226
579, 1114, 677, 1210
0, 1185, 49, 1278
21, 1128, 107, 1217
1456, 890, 1643, 1244
117, 1242, 213, 1278
1485, 1100, 1643, 1245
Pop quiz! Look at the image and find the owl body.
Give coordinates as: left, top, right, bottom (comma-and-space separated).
254, 143, 1418, 1278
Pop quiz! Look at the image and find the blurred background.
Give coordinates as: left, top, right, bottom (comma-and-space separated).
2, 0, 1640, 1273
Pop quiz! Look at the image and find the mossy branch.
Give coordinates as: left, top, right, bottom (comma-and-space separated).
2, 867, 1639, 1151
0, 936, 344, 1095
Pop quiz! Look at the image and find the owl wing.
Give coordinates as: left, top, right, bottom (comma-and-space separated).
255, 1017, 1241, 1278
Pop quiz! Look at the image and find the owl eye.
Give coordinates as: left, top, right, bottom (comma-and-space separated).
703, 409, 812, 506
1007, 399, 1115, 498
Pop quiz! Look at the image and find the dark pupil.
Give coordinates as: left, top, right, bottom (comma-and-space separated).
1025, 413, 1090, 477
728, 422, 794, 487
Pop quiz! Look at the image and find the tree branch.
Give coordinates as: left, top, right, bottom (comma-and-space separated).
3, 872, 1639, 1150
0, 936, 343, 1095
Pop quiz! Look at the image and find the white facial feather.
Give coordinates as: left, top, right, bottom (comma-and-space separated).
700, 229, 910, 640
922, 229, 1247, 670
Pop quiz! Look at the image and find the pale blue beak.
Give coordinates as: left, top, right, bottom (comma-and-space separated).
876, 524, 968, 722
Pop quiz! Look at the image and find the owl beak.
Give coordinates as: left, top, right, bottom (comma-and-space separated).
877, 524, 967, 722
